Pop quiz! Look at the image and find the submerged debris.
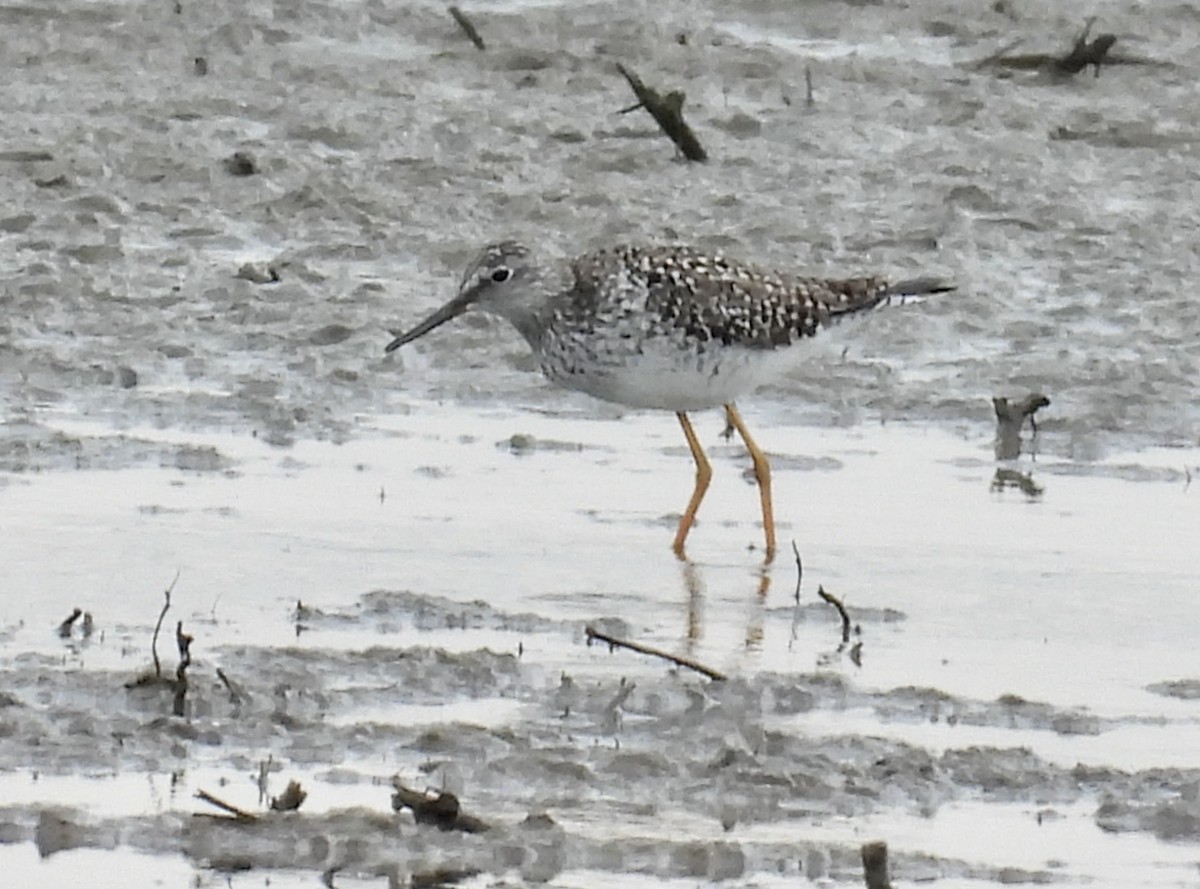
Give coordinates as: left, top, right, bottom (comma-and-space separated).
391, 779, 490, 833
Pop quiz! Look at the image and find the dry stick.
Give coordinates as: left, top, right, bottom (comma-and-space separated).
195, 788, 258, 821
448, 6, 485, 51
817, 585, 852, 645
614, 64, 708, 162
152, 569, 181, 679
861, 841, 892, 889
585, 626, 726, 681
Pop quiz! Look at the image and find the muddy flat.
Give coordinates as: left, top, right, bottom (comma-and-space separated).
2, 0, 1199, 886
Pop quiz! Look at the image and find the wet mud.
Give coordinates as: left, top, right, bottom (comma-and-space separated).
3, 589, 1199, 886
3, 0, 1200, 886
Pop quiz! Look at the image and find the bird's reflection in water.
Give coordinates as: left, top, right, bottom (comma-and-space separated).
991, 467, 1044, 498
678, 558, 773, 655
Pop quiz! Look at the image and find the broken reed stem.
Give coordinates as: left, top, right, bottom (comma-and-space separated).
448, 6, 485, 51
861, 841, 892, 889
791, 540, 803, 603
817, 585, 852, 644
152, 569, 180, 678
585, 626, 726, 681
173, 620, 193, 717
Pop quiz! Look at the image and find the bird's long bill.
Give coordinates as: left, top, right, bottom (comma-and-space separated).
384, 286, 478, 353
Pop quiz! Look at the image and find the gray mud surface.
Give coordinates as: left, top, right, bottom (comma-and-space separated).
3, 0, 1200, 465
3, 0, 1200, 886
3, 591, 1199, 886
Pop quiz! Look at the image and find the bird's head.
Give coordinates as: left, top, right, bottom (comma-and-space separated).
385, 241, 547, 352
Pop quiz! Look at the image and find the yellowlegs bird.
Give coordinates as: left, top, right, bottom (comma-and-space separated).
385, 243, 953, 562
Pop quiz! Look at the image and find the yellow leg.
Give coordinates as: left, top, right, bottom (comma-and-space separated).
724, 403, 776, 563
673, 411, 712, 559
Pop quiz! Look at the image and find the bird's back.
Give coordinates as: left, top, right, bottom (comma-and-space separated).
558, 245, 902, 351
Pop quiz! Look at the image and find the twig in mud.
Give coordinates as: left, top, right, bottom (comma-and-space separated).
805, 66, 815, 108
791, 541, 803, 603
448, 6, 486, 51
270, 779, 308, 812
195, 788, 258, 821
817, 585, 852, 645
861, 840, 892, 889
216, 667, 246, 705
57, 608, 82, 638
152, 570, 180, 679
391, 778, 490, 833
585, 625, 726, 681
615, 64, 707, 162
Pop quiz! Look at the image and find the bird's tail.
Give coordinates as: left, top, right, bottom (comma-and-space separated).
881, 277, 957, 306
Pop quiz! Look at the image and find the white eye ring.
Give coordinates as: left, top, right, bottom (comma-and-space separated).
490, 267, 512, 283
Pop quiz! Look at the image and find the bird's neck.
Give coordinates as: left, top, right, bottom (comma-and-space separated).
495, 305, 548, 351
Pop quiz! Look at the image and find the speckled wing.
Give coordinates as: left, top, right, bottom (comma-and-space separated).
570, 245, 893, 351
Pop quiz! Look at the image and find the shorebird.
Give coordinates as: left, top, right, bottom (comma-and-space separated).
386, 242, 953, 562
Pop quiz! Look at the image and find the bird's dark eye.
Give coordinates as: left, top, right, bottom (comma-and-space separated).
491, 267, 511, 283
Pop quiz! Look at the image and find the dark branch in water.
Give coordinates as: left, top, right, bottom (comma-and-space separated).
585, 625, 726, 681
448, 6, 485, 51
818, 585, 852, 645
861, 841, 893, 889
615, 64, 707, 162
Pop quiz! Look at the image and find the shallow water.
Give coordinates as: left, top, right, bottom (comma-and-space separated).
4, 409, 1200, 886
3, 0, 1200, 885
